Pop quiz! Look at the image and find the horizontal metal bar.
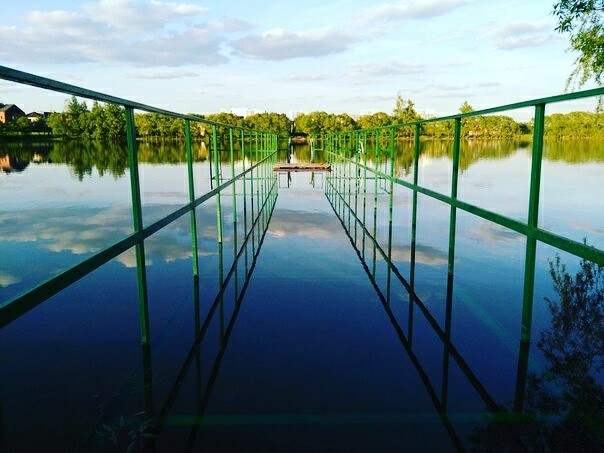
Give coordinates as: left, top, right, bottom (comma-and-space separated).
0, 151, 277, 329
324, 87, 604, 133
0, 65, 261, 131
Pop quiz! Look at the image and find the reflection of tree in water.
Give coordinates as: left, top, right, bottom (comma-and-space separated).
524, 255, 604, 450
471, 255, 604, 451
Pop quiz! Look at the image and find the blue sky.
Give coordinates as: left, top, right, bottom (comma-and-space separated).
0, 0, 599, 119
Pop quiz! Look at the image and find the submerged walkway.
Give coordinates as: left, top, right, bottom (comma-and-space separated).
165, 173, 454, 450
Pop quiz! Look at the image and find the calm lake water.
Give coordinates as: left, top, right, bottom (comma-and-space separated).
0, 139, 603, 451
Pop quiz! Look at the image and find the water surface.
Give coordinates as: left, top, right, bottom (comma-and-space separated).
0, 139, 602, 451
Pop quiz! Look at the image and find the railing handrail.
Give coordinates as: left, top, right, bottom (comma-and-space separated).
0, 65, 261, 132
318, 86, 604, 134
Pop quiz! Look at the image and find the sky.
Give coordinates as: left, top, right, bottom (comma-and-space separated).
0, 0, 599, 119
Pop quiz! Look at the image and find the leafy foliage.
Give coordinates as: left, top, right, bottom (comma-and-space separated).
553, 0, 604, 87
471, 252, 604, 450
244, 112, 291, 135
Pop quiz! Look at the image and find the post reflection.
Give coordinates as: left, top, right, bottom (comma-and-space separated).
151, 163, 276, 450
325, 134, 604, 450
326, 140, 520, 450
80, 151, 278, 451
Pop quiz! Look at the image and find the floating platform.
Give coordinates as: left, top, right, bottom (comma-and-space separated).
273, 163, 331, 172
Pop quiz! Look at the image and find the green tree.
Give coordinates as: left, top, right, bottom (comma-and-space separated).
459, 101, 474, 113
103, 104, 126, 139
244, 112, 291, 135
392, 93, 420, 138
553, 0, 604, 87
357, 112, 392, 130
16, 117, 32, 133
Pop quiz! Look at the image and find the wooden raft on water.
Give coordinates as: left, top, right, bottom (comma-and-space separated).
273, 163, 331, 172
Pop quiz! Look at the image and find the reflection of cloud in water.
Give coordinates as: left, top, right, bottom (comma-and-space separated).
268, 210, 341, 239
387, 244, 448, 266
0, 271, 21, 287
142, 191, 188, 204
568, 220, 604, 237
0, 207, 132, 255
469, 220, 523, 243
0, 204, 224, 268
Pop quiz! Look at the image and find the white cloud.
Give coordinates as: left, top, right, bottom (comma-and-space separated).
284, 74, 331, 82
342, 93, 395, 103
83, 0, 209, 34
350, 60, 426, 78
232, 28, 355, 60
469, 220, 523, 243
364, 0, 471, 23
486, 21, 555, 50
269, 210, 343, 239
387, 244, 448, 266
0, 271, 21, 288
129, 70, 199, 79
0, 2, 250, 67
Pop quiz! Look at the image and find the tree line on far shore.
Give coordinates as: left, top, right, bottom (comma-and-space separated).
1, 95, 602, 140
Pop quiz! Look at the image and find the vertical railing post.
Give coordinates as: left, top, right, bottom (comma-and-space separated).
514, 103, 546, 412
230, 128, 239, 301
185, 119, 199, 277
386, 126, 395, 305
409, 122, 421, 344
242, 130, 248, 236
362, 132, 368, 260
125, 106, 151, 346
372, 130, 379, 278
442, 117, 461, 406
212, 125, 223, 244
447, 118, 461, 276
229, 127, 237, 218
126, 107, 154, 417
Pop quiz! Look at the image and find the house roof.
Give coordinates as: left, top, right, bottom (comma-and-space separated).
0, 104, 19, 112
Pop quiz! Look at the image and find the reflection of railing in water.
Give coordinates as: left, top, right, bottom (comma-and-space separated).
0, 66, 280, 449
323, 88, 604, 447
325, 175, 529, 450
0, 66, 279, 331
77, 165, 278, 450
322, 89, 604, 406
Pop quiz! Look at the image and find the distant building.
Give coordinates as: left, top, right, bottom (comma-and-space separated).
0, 104, 25, 123
26, 112, 44, 122
0, 154, 30, 173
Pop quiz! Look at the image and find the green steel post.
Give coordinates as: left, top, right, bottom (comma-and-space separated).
409, 123, 421, 344
372, 130, 379, 278
185, 119, 200, 276
514, 103, 546, 411
250, 135, 256, 252
442, 118, 461, 406
447, 118, 461, 276
362, 132, 368, 260
218, 239, 224, 348
230, 128, 237, 219
126, 107, 151, 345
242, 131, 248, 233
212, 125, 223, 244
353, 137, 357, 244
386, 127, 395, 304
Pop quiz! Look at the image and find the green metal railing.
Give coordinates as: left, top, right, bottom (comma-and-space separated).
322, 87, 604, 424
75, 171, 278, 449
0, 66, 280, 336
326, 176, 525, 450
